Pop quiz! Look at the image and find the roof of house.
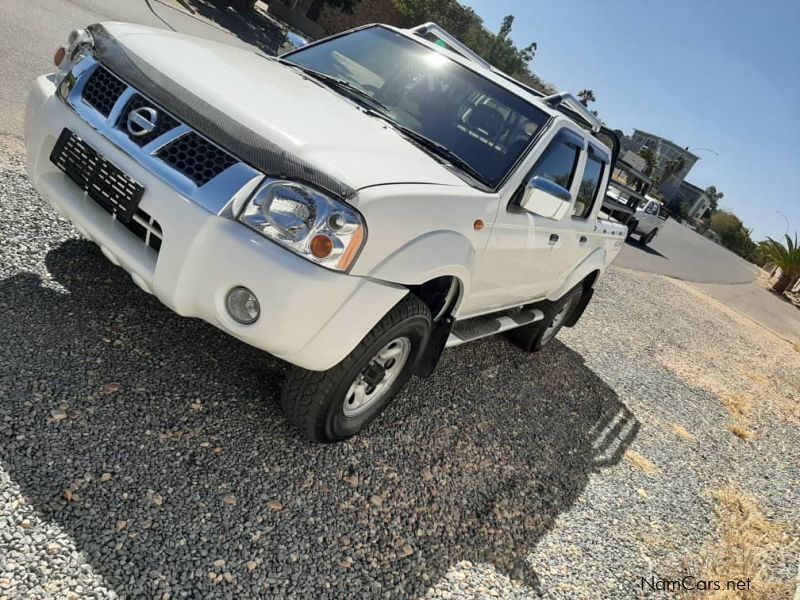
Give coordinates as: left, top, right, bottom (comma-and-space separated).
679, 180, 706, 195
631, 129, 700, 160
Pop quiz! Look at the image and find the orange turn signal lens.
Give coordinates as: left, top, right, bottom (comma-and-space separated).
310, 234, 334, 259
337, 226, 364, 271
54, 46, 67, 67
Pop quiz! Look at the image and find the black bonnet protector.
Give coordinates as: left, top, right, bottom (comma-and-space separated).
87, 23, 356, 200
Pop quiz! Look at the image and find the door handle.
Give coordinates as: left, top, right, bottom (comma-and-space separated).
549, 233, 560, 245
579, 235, 588, 244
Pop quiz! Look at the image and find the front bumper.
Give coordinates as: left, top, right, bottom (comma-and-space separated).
24, 74, 406, 371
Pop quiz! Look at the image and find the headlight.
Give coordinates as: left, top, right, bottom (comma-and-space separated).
54, 28, 94, 97
238, 179, 366, 272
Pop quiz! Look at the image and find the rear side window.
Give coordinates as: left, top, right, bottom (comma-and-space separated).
529, 133, 581, 190
573, 155, 605, 218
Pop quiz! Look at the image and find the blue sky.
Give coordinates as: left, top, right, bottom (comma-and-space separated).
463, 0, 800, 241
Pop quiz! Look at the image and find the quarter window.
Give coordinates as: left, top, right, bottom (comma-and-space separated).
573, 155, 605, 218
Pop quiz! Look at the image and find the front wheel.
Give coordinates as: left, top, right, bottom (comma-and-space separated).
281, 296, 431, 442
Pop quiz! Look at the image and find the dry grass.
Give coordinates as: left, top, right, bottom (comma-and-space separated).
744, 371, 770, 386
720, 393, 753, 420
671, 423, 696, 442
727, 425, 754, 440
688, 487, 795, 599
660, 278, 800, 427
718, 393, 756, 441
624, 450, 659, 476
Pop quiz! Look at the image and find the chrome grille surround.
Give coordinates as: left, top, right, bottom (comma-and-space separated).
61, 55, 262, 216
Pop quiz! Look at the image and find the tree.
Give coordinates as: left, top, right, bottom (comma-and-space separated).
306, 0, 362, 22
638, 147, 657, 176
710, 211, 756, 261
704, 186, 724, 212
762, 234, 800, 294
393, 2, 547, 89
660, 155, 686, 183
577, 89, 596, 106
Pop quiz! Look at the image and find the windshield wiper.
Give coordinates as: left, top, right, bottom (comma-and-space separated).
386, 122, 492, 187
285, 64, 390, 113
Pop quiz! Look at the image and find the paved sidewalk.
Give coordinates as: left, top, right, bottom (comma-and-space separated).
684, 277, 800, 345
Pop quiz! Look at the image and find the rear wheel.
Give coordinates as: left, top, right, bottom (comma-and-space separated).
640, 228, 657, 245
281, 296, 431, 442
508, 287, 582, 352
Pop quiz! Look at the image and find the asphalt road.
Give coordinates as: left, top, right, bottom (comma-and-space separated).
615, 217, 760, 284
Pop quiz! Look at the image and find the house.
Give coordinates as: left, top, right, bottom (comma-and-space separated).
675, 180, 711, 221
619, 129, 699, 201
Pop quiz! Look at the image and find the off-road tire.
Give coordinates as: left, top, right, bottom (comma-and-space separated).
640, 228, 657, 245
508, 286, 583, 352
281, 295, 431, 442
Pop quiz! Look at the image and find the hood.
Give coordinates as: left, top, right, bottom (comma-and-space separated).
90, 23, 464, 194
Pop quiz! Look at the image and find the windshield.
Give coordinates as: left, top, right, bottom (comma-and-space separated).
282, 26, 550, 188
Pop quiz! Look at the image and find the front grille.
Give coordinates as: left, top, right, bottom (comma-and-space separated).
116, 93, 180, 146
72, 58, 246, 193
158, 132, 237, 186
82, 66, 126, 117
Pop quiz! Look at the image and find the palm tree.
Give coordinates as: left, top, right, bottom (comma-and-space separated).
638, 147, 657, 175
704, 186, 724, 212
577, 89, 596, 106
661, 156, 686, 181
763, 234, 800, 294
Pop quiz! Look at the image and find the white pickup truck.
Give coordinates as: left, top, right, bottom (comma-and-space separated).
25, 22, 626, 441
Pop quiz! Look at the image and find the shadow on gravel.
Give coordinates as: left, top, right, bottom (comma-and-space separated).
0, 239, 639, 597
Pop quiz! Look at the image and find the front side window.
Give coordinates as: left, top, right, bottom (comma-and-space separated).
528, 133, 581, 190
282, 26, 550, 188
573, 155, 605, 218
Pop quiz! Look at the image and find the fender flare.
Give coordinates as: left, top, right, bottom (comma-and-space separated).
368, 230, 474, 299
547, 247, 607, 302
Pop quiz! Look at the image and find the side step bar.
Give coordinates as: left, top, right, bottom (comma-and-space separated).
446, 307, 545, 348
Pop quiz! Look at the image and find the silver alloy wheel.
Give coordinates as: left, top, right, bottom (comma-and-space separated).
343, 337, 412, 417
541, 299, 574, 345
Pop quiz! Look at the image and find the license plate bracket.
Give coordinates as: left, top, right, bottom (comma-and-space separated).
50, 128, 144, 224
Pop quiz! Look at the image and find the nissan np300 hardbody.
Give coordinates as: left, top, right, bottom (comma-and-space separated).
25, 22, 626, 441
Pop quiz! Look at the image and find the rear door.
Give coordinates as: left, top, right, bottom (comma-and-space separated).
566, 140, 612, 271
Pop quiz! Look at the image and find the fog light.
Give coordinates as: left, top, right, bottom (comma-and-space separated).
226, 286, 260, 324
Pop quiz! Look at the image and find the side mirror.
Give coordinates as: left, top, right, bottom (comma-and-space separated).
519, 176, 572, 220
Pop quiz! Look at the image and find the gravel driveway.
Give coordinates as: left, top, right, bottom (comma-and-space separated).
1, 142, 798, 599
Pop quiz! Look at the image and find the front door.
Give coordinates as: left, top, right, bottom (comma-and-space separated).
460, 127, 587, 316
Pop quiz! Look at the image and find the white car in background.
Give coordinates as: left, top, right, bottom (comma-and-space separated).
25, 22, 627, 441
632, 197, 666, 245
